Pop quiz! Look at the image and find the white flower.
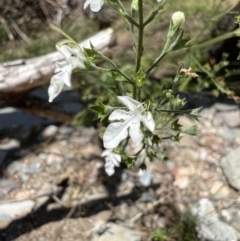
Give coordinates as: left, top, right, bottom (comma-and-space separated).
103, 96, 155, 149
48, 45, 86, 102
84, 0, 104, 12
171, 11, 185, 27
101, 149, 121, 176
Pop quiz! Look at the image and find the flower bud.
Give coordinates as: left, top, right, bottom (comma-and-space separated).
131, 0, 138, 14
171, 11, 185, 27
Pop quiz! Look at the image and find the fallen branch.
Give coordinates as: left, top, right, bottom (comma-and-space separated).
0, 28, 114, 93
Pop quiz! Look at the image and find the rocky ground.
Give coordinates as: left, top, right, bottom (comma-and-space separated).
0, 101, 240, 241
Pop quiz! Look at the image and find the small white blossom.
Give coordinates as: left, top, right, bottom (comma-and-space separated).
103, 96, 155, 149
101, 149, 121, 176
171, 11, 185, 27
84, 0, 104, 12
48, 45, 86, 102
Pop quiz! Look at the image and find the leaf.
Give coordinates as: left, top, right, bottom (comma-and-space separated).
169, 30, 191, 51
171, 119, 182, 131
184, 125, 198, 135
89, 101, 112, 121
50, 24, 77, 45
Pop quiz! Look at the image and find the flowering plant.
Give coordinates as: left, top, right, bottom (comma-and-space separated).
48, 0, 201, 176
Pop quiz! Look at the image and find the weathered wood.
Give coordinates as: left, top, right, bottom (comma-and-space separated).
0, 28, 114, 93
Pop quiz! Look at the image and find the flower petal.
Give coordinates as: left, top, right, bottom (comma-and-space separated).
101, 149, 121, 176
101, 149, 111, 157
118, 96, 140, 112
112, 153, 121, 167
105, 161, 115, 176
129, 119, 144, 146
56, 45, 85, 69
48, 73, 65, 102
83, 0, 91, 9
109, 109, 132, 121
141, 111, 155, 132
84, 0, 104, 12
103, 121, 130, 149
54, 62, 72, 87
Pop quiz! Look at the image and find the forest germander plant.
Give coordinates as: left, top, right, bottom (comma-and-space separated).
48, 0, 201, 176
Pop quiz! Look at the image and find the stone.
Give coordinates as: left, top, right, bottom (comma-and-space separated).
0, 214, 11, 229
41, 125, 58, 138
218, 125, 235, 140
210, 181, 230, 200
0, 200, 35, 228
197, 219, 238, 241
213, 111, 240, 128
0, 139, 20, 150
221, 209, 232, 223
196, 199, 237, 241
173, 176, 190, 189
6, 161, 22, 175
46, 153, 64, 165
0, 179, 19, 198
23, 165, 40, 174
213, 103, 238, 112
59, 126, 73, 135
89, 222, 142, 241
221, 147, 240, 190
139, 170, 153, 187
200, 107, 216, 119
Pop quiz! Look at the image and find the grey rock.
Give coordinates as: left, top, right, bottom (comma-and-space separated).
221, 147, 240, 190
0, 214, 12, 228
46, 162, 62, 174
139, 170, 153, 187
7, 161, 22, 175
0, 179, 19, 198
41, 125, 58, 138
213, 111, 240, 128
0, 139, 20, 150
70, 127, 96, 144
210, 181, 230, 200
218, 126, 235, 140
20, 173, 30, 182
59, 126, 73, 135
196, 199, 237, 241
23, 165, 40, 174
213, 103, 238, 112
89, 222, 142, 241
0, 200, 35, 228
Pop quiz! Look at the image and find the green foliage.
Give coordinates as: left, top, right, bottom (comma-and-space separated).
151, 229, 168, 241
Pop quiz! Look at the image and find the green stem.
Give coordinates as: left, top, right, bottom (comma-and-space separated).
190, 29, 240, 51
135, 0, 144, 73
133, 0, 144, 100
116, 82, 124, 96
133, 85, 137, 99
136, 88, 141, 101
101, 55, 133, 84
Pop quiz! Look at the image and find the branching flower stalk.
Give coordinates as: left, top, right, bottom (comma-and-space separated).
48, 0, 202, 176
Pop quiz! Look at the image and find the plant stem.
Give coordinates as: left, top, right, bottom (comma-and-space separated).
135, 0, 144, 73
190, 29, 240, 50
133, 0, 144, 100
136, 88, 141, 101
101, 55, 133, 83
